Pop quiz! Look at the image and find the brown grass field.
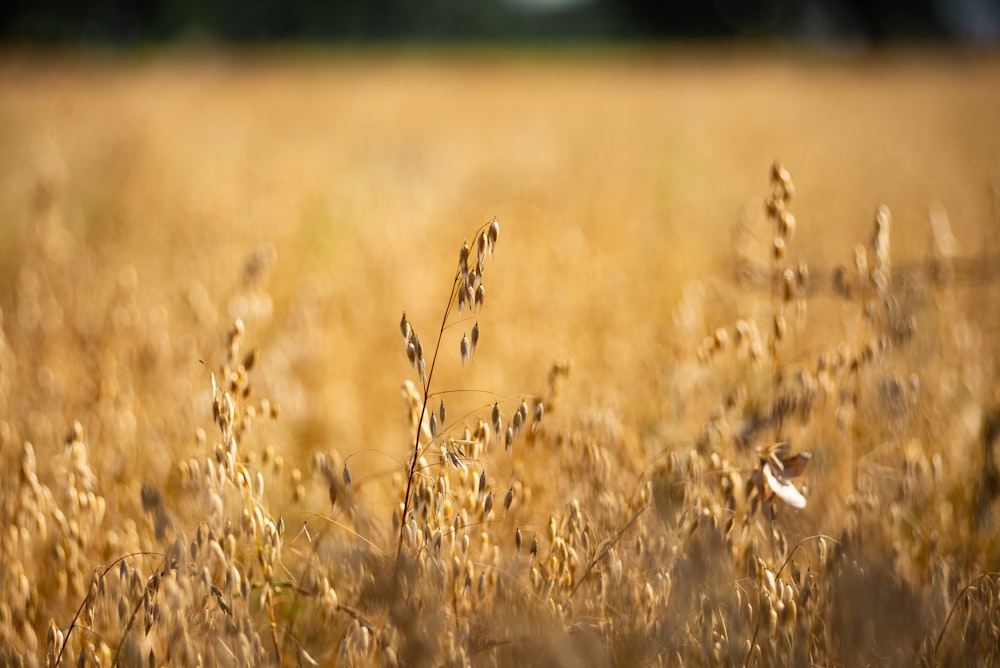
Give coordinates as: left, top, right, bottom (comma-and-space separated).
2, 47, 1000, 666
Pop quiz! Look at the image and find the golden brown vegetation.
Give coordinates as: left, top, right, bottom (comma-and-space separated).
2, 49, 1000, 666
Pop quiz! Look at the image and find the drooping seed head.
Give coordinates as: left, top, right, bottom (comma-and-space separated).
471, 322, 479, 355
772, 237, 786, 262
778, 210, 796, 239
488, 217, 500, 249
460, 333, 470, 366
477, 230, 487, 258
459, 242, 470, 273
783, 269, 796, 302
483, 491, 494, 519
475, 284, 485, 311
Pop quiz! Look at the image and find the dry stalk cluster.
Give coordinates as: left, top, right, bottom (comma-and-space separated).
2, 163, 1000, 666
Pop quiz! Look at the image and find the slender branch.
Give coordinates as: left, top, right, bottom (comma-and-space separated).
933, 571, 1000, 662
568, 505, 646, 601
58, 551, 163, 667
393, 220, 497, 590
395, 270, 461, 579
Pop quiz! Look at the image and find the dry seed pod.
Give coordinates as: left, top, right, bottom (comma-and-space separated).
778, 210, 796, 239
873, 204, 891, 269
471, 322, 479, 355
773, 314, 786, 342
328, 482, 338, 509
854, 245, 868, 284
459, 242, 470, 272
460, 333, 470, 366
483, 491, 494, 519
488, 218, 500, 248
783, 269, 796, 302
478, 571, 488, 601
533, 402, 544, 431
400, 312, 410, 339
439, 399, 446, 425
477, 231, 487, 258
475, 284, 485, 311
430, 413, 439, 438
492, 402, 501, 435
503, 488, 514, 517
342, 463, 352, 490
772, 237, 786, 262
515, 528, 523, 553
771, 161, 790, 186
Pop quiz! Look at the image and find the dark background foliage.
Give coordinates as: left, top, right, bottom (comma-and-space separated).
2, 0, 998, 44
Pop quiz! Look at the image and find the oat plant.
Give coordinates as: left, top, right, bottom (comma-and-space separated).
395, 218, 501, 577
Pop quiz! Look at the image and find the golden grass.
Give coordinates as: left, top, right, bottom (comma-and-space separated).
2, 47, 1000, 665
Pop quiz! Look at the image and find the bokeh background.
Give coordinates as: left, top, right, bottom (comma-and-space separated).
3, 2, 1000, 665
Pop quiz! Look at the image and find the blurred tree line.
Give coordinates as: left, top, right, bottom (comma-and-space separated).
1, 0, 996, 43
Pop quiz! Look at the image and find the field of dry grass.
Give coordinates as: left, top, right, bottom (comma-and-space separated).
2, 47, 1000, 666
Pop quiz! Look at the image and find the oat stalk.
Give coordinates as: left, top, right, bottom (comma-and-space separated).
933, 571, 1000, 663
55, 551, 164, 668
394, 220, 499, 583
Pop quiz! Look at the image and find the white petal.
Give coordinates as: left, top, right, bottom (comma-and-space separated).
763, 463, 807, 509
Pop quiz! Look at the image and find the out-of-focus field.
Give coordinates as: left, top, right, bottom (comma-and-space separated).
2, 49, 1000, 665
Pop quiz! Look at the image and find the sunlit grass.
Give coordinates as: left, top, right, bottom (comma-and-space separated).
1, 48, 1000, 665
